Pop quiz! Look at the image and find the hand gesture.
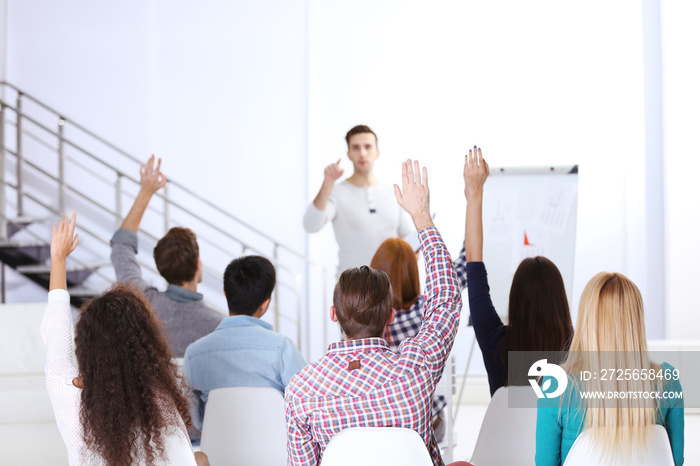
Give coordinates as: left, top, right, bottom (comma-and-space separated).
464, 146, 489, 200
51, 212, 79, 260
140, 154, 167, 195
394, 159, 433, 230
323, 159, 344, 185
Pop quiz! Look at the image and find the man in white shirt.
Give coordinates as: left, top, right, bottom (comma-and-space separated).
303, 125, 413, 277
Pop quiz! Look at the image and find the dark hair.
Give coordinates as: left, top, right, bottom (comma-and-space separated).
345, 125, 378, 148
223, 255, 276, 316
75, 283, 192, 466
333, 265, 393, 339
370, 238, 420, 310
153, 227, 199, 285
500, 256, 573, 369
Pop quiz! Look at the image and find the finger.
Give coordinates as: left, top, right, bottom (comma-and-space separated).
402, 161, 409, 188
336, 159, 341, 167
146, 155, 154, 172
406, 159, 415, 185
393, 184, 403, 205
422, 166, 428, 188
484, 159, 490, 176
155, 157, 162, 174
467, 149, 472, 169
413, 160, 421, 185
52, 223, 57, 236
70, 234, 80, 252
477, 147, 483, 167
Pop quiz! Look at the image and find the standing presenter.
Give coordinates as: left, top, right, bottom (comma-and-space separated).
304, 125, 413, 277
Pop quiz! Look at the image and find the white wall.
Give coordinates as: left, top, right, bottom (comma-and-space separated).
662, 1, 700, 339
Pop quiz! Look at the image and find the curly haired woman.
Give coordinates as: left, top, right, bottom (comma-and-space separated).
42, 212, 209, 465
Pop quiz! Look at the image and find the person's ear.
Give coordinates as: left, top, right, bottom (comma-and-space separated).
255, 298, 272, 318
330, 306, 338, 322
387, 308, 395, 325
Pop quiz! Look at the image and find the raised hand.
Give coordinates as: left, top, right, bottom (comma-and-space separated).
394, 159, 433, 231
140, 154, 167, 195
323, 159, 345, 185
464, 146, 489, 200
51, 212, 79, 261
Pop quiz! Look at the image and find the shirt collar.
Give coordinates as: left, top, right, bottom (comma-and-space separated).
217, 314, 273, 331
165, 284, 204, 303
326, 337, 390, 355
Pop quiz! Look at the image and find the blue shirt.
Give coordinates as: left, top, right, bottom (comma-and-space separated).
183, 315, 306, 430
536, 362, 684, 466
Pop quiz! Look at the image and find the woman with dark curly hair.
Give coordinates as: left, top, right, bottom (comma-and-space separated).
42, 212, 209, 465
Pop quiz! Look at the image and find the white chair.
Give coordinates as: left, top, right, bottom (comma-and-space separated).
320, 427, 433, 466
563, 424, 674, 466
199, 386, 286, 466
470, 386, 538, 466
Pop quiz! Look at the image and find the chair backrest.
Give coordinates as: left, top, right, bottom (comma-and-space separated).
199, 386, 286, 466
320, 427, 433, 466
563, 424, 674, 466
470, 386, 538, 466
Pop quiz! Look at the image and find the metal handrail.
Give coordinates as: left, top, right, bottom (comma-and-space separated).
0, 81, 316, 264
0, 82, 321, 355
0, 99, 315, 277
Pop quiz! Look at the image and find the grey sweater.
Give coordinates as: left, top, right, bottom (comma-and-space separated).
110, 228, 224, 357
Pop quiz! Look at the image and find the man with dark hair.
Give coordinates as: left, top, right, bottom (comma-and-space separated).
303, 125, 413, 277
286, 160, 463, 466
183, 255, 306, 434
110, 156, 223, 358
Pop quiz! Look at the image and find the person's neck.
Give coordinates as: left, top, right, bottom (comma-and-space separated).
346, 172, 378, 188
178, 279, 198, 292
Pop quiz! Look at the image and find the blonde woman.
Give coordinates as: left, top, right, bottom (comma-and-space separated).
536, 272, 684, 465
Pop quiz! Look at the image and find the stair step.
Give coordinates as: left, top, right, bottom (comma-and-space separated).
5, 216, 49, 237
67, 286, 104, 308
15, 261, 109, 274
16, 261, 108, 289
0, 240, 51, 267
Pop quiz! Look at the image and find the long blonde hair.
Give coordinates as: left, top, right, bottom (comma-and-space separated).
564, 272, 660, 462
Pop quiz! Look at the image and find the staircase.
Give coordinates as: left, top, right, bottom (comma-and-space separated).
0, 82, 329, 359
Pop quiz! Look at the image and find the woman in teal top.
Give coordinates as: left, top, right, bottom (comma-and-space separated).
535, 272, 684, 465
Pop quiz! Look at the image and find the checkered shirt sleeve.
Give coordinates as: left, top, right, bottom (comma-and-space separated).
285, 227, 462, 466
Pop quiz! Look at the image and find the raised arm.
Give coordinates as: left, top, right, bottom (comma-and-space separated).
464, 146, 489, 262
463, 147, 507, 395
121, 155, 167, 232
394, 160, 460, 380
312, 159, 343, 211
111, 156, 166, 289
42, 213, 83, 465
303, 160, 343, 233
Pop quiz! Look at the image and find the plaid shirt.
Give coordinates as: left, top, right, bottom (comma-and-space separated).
384, 244, 468, 418
285, 227, 462, 466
